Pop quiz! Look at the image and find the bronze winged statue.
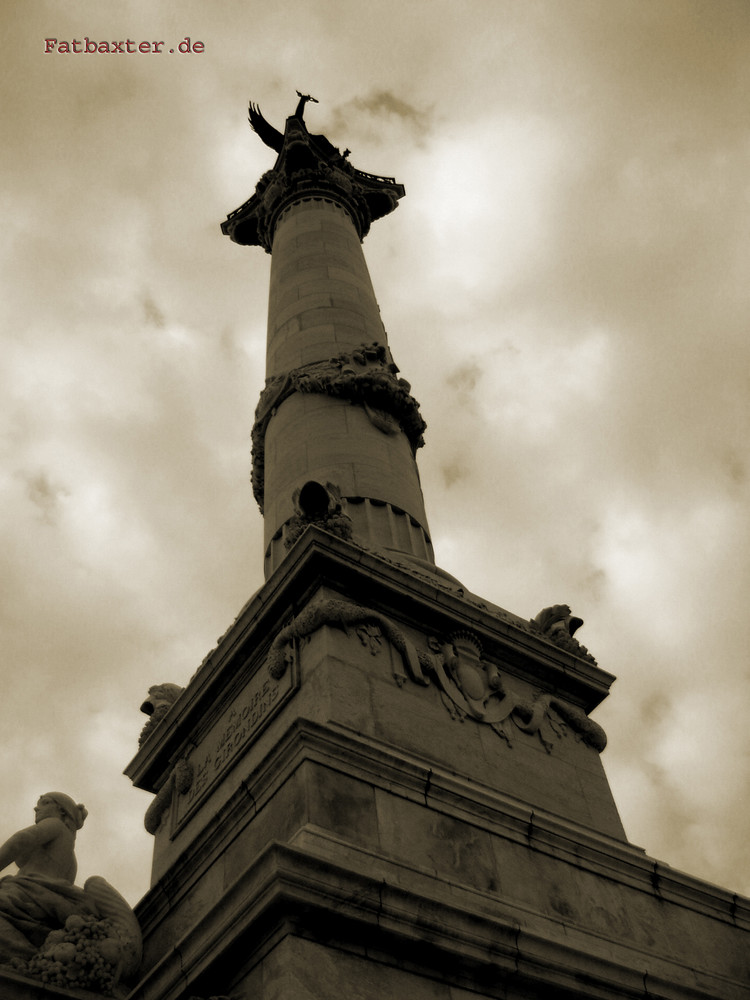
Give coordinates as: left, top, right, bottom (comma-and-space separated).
247, 103, 284, 152
225, 92, 404, 249
294, 89, 318, 118
248, 90, 320, 153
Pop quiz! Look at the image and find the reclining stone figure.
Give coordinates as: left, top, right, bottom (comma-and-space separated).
0, 792, 141, 994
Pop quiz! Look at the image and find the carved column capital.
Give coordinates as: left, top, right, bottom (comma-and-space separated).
222, 115, 405, 251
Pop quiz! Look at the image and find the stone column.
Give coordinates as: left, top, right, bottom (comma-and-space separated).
223, 112, 434, 576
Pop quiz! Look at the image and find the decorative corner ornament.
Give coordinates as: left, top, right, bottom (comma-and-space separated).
284, 481, 353, 550
138, 683, 185, 746
530, 604, 597, 665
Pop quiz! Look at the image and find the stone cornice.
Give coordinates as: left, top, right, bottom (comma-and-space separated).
133, 717, 748, 941
221, 115, 405, 251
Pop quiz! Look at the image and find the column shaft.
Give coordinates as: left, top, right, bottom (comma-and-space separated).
261, 198, 433, 575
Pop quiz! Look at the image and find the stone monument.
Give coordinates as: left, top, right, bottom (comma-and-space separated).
120, 94, 750, 1000
125, 92, 750, 1000
9, 94, 749, 999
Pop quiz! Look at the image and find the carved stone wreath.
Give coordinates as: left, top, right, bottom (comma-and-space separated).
251, 343, 426, 511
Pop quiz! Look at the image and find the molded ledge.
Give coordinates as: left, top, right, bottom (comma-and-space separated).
127, 841, 750, 1000
132, 718, 746, 946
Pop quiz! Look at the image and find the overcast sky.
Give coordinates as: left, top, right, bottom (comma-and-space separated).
2, 0, 749, 906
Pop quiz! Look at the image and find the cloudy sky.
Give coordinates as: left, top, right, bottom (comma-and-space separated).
2, 0, 749, 907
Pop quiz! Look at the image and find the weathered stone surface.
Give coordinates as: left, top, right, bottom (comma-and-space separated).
262, 392, 432, 572
124, 532, 750, 999
132, 98, 750, 1000
225, 115, 432, 576
0, 965, 112, 999
131, 839, 750, 1000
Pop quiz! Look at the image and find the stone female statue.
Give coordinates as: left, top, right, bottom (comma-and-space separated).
0, 792, 91, 962
0, 793, 141, 990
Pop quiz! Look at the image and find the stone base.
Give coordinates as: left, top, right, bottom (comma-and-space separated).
124, 529, 750, 1000
126, 724, 750, 1000
0, 966, 113, 1000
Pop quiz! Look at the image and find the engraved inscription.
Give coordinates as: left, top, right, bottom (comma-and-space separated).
175, 657, 297, 826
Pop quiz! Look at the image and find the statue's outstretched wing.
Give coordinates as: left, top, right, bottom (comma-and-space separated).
248, 103, 284, 152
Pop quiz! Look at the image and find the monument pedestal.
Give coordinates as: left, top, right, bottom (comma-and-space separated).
125, 529, 750, 1000
0, 968, 112, 1000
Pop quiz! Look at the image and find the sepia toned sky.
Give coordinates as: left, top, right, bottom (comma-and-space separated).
2, 0, 749, 906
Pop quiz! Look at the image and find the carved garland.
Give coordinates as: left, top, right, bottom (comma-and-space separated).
251, 344, 426, 512
266, 597, 606, 753
267, 598, 430, 688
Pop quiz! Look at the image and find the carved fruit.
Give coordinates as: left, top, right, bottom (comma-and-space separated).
96, 938, 122, 964
64, 915, 86, 932
50, 942, 77, 963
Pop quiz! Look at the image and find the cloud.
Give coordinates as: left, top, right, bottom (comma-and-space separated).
142, 295, 166, 328
331, 90, 433, 142
2, 0, 749, 909
445, 362, 481, 404
21, 470, 70, 524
